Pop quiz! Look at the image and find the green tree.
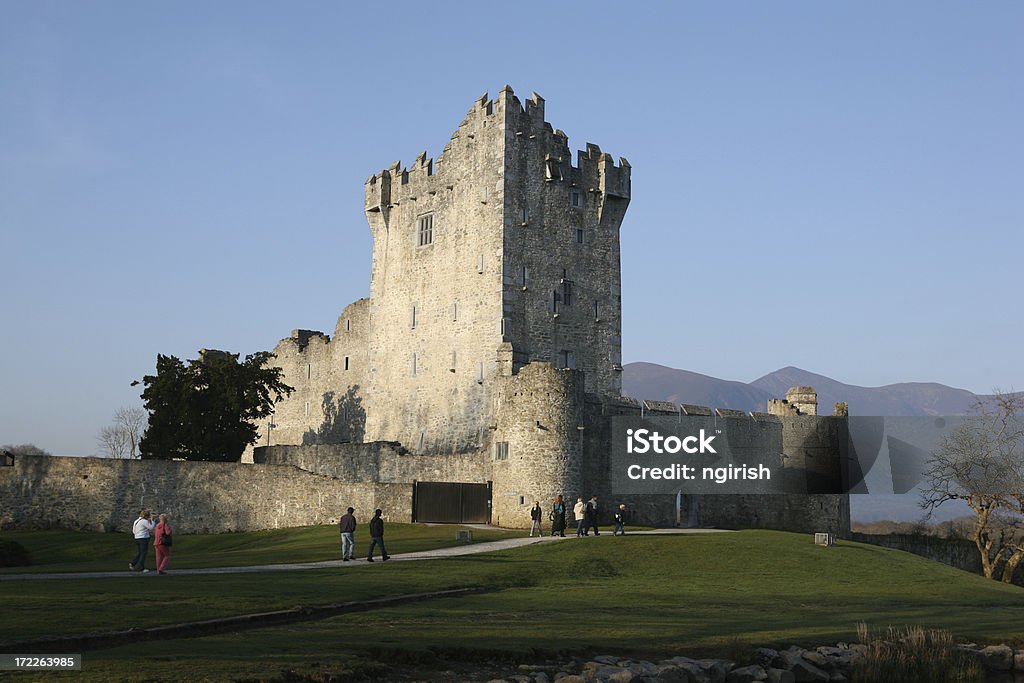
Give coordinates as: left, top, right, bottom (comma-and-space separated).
137, 350, 293, 462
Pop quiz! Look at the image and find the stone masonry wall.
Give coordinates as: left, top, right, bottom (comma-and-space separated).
0, 455, 411, 534
246, 298, 371, 462
254, 442, 490, 485
501, 89, 629, 398
362, 91, 507, 454
489, 362, 586, 527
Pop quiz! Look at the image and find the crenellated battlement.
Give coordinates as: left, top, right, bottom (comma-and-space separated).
364, 86, 629, 219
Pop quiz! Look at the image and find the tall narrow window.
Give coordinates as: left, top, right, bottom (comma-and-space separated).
449, 350, 457, 372
450, 302, 458, 321
411, 352, 418, 376
561, 279, 573, 307
520, 266, 529, 288
410, 304, 418, 328
576, 228, 584, 244
418, 214, 433, 246
344, 356, 350, 371
556, 350, 576, 370
570, 189, 581, 207
495, 442, 510, 461
593, 301, 600, 321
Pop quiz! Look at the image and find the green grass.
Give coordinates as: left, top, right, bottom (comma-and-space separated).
2, 530, 1022, 682
0, 522, 520, 573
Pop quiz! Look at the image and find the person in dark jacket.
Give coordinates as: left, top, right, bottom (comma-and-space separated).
551, 495, 567, 537
613, 503, 628, 536
339, 507, 357, 561
367, 509, 390, 562
529, 501, 544, 537
584, 500, 597, 536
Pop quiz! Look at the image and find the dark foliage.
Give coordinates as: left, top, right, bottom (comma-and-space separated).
137, 351, 293, 462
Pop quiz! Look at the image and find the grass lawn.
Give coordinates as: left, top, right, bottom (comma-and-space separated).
2, 530, 1022, 682
0, 522, 520, 573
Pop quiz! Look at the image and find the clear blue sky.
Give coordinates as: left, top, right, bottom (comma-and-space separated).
2, 2, 1021, 455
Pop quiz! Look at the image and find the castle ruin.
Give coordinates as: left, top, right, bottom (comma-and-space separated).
249, 86, 850, 534
0, 87, 850, 535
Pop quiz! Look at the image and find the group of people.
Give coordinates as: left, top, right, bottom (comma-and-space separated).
338, 507, 390, 562
129, 498, 625, 574
529, 496, 629, 537
128, 509, 173, 574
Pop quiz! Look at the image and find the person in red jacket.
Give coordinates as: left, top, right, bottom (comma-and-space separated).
153, 513, 174, 575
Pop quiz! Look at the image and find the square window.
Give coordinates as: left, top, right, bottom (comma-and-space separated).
495, 442, 510, 460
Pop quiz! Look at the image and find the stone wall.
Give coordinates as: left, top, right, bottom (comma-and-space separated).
851, 532, 985, 576
254, 442, 490, 485
0, 455, 411, 533
245, 298, 371, 462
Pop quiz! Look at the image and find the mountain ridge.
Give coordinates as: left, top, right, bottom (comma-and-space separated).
624, 362, 982, 416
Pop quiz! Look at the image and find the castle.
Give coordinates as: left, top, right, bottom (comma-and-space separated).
0, 87, 848, 534
247, 86, 850, 534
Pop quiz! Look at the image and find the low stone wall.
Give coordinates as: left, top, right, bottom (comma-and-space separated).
851, 532, 985, 576
0, 455, 412, 534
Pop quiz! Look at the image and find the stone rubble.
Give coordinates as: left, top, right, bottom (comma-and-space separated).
477, 641, 1024, 682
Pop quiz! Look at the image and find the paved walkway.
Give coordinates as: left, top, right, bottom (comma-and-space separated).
0, 528, 732, 581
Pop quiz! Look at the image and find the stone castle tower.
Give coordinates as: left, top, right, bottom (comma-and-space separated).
249, 87, 847, 535
257, 86, 630, 458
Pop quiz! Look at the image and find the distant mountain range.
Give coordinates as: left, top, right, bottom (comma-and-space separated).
622, 362, 982, 416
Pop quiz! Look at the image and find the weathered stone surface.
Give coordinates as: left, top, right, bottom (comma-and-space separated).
787, 658, 830, 682
765, 669, 795, 683
752, 649, 779, 668
725, 664, 767, 682
1015, 650, 1024, 672
694, 659, 733, 683
978, 644, 1014, 671
651, 663, 703, 683
799, 651, 830, 669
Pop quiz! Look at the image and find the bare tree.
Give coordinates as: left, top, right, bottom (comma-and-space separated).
95, 406, 147, 459
921, 392, 1024, 581
96, 425, 132, 459
113, 406, 147, 459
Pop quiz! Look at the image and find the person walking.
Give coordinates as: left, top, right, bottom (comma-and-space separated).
613, 503, 628, 536
367, 509, 390, 562
573, 497, 587, 537
584, 499, 597, 536
339, 507, 357, 561
588, 495, 601, 536
153, 513, 174, 574
551, 495, 567, 537
529, 501, 544, 537
129, 510, 154, 573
